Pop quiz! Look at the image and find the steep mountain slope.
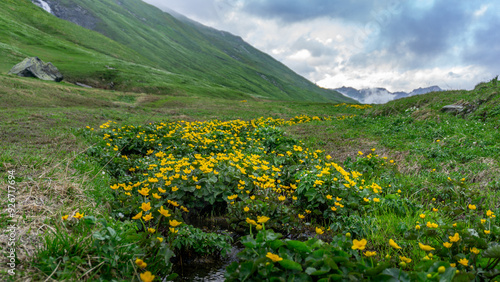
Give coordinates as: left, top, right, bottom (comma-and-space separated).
1, 0, 354, 102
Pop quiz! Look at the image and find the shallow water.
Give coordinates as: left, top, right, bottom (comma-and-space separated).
173, 246, 242, 281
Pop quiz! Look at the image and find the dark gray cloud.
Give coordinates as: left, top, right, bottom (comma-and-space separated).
372, 1, 472, 68
464, 17, 500, 72
241, 0, 382, 23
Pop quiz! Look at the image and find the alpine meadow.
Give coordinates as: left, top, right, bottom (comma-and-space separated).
0, 0, 499, 281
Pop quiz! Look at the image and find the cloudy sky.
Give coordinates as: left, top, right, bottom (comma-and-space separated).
143, 0, 500, 92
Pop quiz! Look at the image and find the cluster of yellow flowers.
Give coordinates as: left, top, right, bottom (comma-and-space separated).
334, 103, 373, 110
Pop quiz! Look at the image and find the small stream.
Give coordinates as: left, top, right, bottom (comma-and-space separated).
173, 245, 242, 281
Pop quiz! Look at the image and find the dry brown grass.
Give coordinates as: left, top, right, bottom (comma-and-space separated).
0, 148, 106, 280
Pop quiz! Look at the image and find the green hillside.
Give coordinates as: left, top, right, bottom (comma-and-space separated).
0, 0, 354, 102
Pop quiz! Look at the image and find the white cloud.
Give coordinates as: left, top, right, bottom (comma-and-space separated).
474, 5, 489, 17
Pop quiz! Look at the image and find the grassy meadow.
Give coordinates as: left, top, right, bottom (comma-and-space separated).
0, 74, 499, 281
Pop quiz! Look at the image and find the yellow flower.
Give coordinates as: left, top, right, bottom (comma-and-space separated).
170, 228, 178, 233
399, 256, 412, 263
278, 195, 286, 201
419, 242, 435, 251
468, 204, 476, 210
266, 252, 283, 262
471, 247, 480, 254
364, 251, 377, 257
438, 266, 446, 273
132, 211, 143, 220
243, 206, 250, 212
336, 197, 342, 201
140, 271, 155, 282
73, 212, 84, 220
256, 224, 263, 230
171, 186, 179, 192
443, 242, 453, 248
143, 214, 153, 221
110, 184, 119, 190
158, 188, 166, 193
449, 233, 460, 243
196, 185, 201, 189
326, 195, 333, 200
169, 219, 182, 227
135, 258, 146, 268
141, 202, 152, 212
389, 239, 402, 249
138, 187, 150, 196
426, 222, 439, 228
458, 258, 468, 266
315, 227, 324, 235
415, 225, 421, 230
432, 208, 438, 212
373, 198, 380, 202
257, 216, 270, 224
484, 230, 491, 234
158, 206, 171, 217
148, 228, 156, 233
331, 206, 337, 211
486, 210, 494, 217
481, 219, 486, 224
152, 193, 161, 199
157, 237, 164, 243
419, 214, 426, 219
352, 239, 368, 250
246, 218, 257, 226
298, 214, 305, 219
450, 263, 456, 267
61, 215, 69, 221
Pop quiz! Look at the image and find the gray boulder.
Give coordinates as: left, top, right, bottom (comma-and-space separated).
8, 57, 63, 82
441, 105, 465, 114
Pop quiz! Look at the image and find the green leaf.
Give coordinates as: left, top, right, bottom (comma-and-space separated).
106, 227, 117, 238
365, 262, 390, 276
92, 231, 105, 241
83, 216, 97, 225
324, 258, 339, 270
242, 237, 257, 248
269, 239, 286, 249
239, 261, 255, 280
483, 245, 500, 258
278, 259, 303, 271
287, 240, 311, 254
310, 265, 331, 276
311, 249, 326, 259
305, 267, 317, 275
381, 268, 410, 282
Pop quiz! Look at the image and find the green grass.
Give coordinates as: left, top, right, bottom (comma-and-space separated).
1, 75, 499, 280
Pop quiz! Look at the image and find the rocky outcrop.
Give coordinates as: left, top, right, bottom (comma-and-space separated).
8, 57, 63, 82
440, 100, 477, 116
45, 0, 100, 30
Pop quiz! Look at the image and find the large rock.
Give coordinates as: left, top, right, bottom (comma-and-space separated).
8, 57, 63, 82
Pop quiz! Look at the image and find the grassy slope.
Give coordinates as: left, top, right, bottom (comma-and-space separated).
0, 0, 354, 103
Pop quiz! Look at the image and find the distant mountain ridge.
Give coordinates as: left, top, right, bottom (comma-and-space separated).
334, 86, 443, 104
9, 0, 354, 103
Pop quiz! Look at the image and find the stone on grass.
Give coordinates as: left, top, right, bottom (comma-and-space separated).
8, 57, 63, 82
